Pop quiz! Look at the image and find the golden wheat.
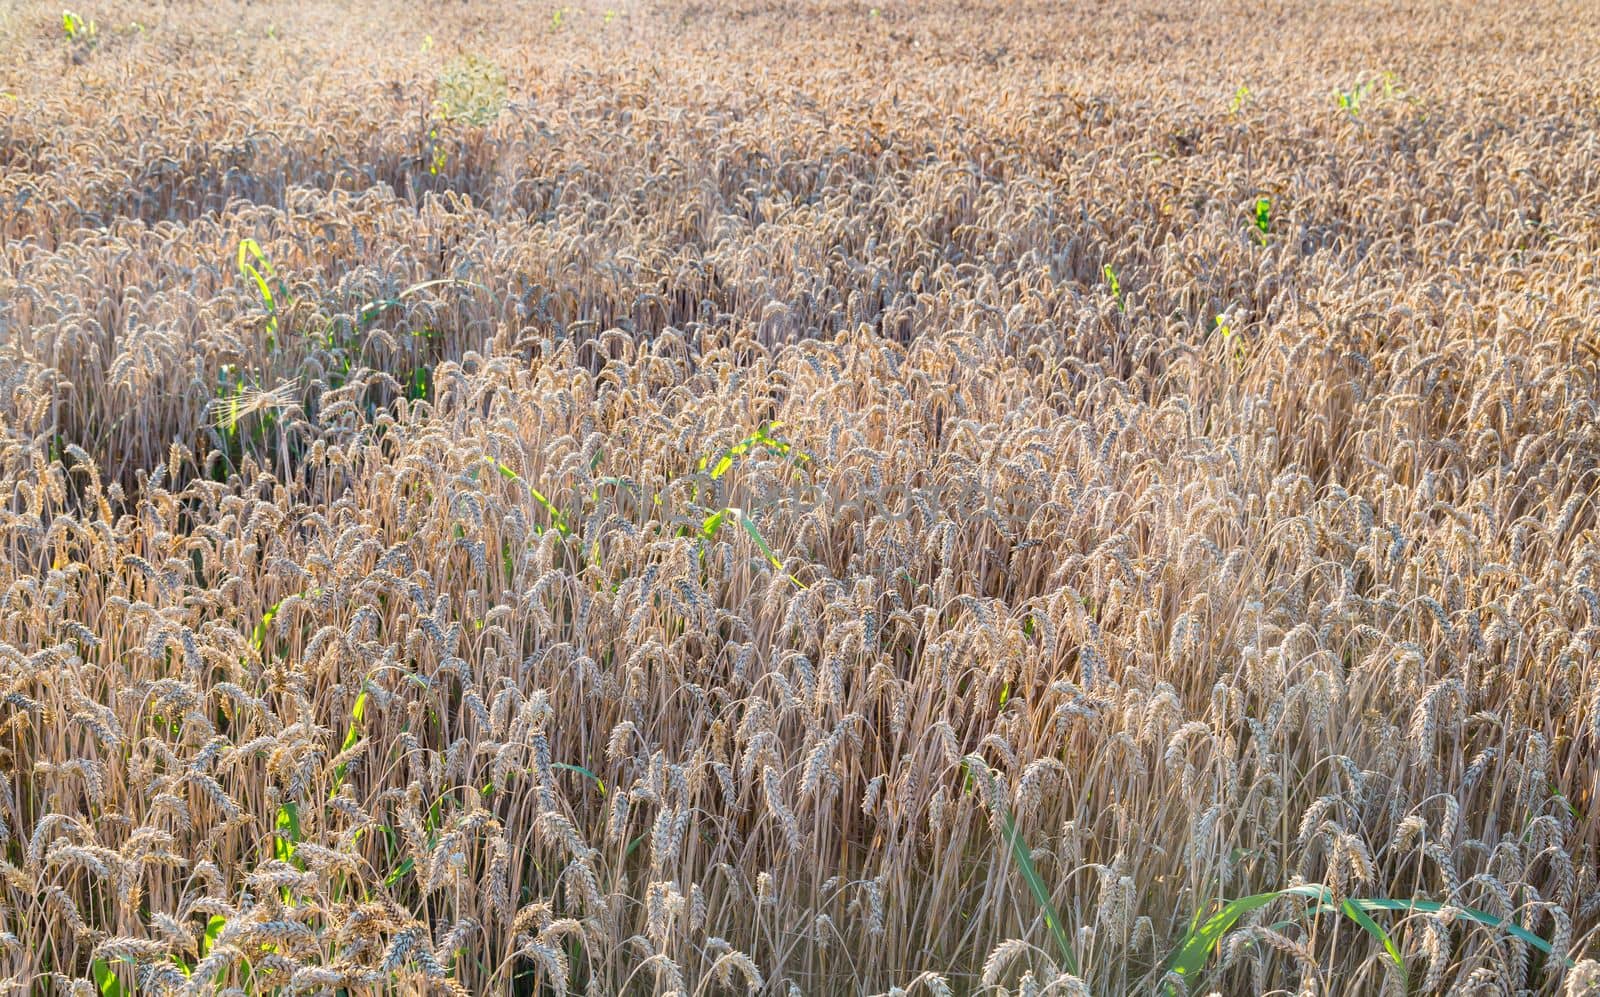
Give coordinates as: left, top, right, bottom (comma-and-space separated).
1, 0, 1599, 993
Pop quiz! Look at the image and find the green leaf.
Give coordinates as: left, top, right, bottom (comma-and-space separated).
737, 511, 780, 567
350, 688, 368, 726
252, 589, 319, 655
1348, 897, 1566, 960
700, 507, 731, 540
332, 690, 368, 794
242, 264, 274, 313
236, 239, 283, 344
698, 422, 809, 479
737, 511, 807, 588
624, 831, 646, 859
202, 915, 226, 956
1338, 898, 1406, 985
552, 762, 605, 795
92, 958, 124, 997
1165, 890, 1282, 981
384, 857, 415, 888
1103, 264, 1123, 311
964, 756, 1078, 975
1161, 885, 1568, 991
274, 801, 302, 866
354, 278, 485, 324
478, 458, 570, 535
408, 364, 431, 400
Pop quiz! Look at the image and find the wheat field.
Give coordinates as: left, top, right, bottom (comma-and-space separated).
2, 0, 1600, 993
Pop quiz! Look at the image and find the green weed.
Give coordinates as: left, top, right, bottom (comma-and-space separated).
971, 765, 1572, 991
1103, 263, 1123, 311
1335, 73, 1401, 118
237, 239, 287, 349
964, 757, 1078, 975
62, 9, 97, 55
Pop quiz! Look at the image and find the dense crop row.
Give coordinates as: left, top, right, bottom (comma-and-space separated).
3, 0, 1600, 992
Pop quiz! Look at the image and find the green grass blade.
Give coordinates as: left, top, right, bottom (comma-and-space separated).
341, 690, 368, 755
552, 761, 605, 794
242, 264, 274, 314
736, 512, 806, 588
237, 238, 274, 278
1165, 884, 1567, 991
250, 588, 320, 655
331, 689, 369, 794
236, 239, 283, 341
478, 457, 570, 535
1103, 263, 1123, 310
202, 915, 225, 955
736, 511, 781, 568
384, 856, 415, 888
701, 507, 731, 540
699, 422, 809, 479
274, 801, 302, 867
92, 958, 124, 997
1295, 892, 1407, 984
964, 756, 1078, 976
1349, 898, 1568, 961
1164, 890, 1283, 984
1339, 898, 1407, 983
527, 485, 568, 535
